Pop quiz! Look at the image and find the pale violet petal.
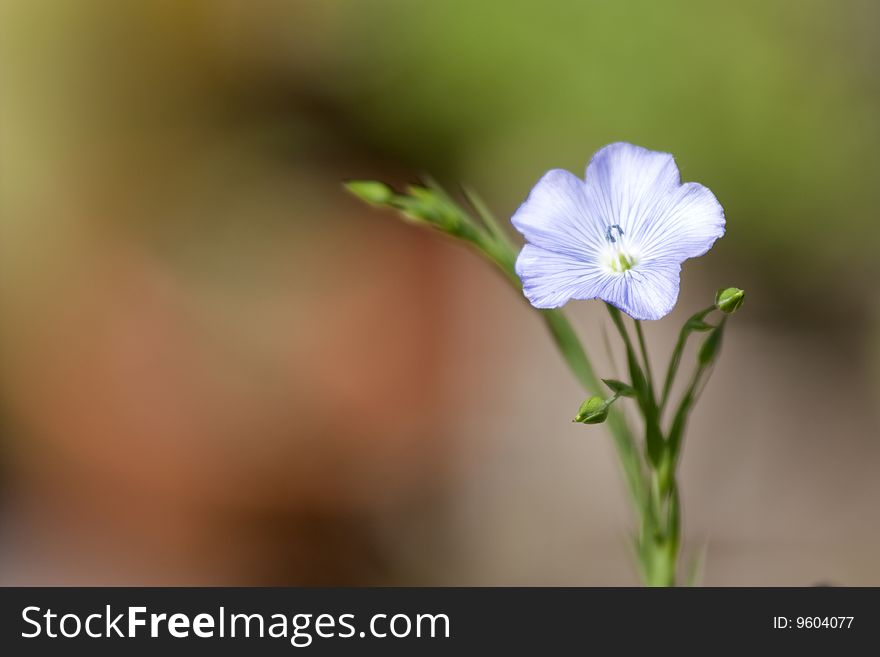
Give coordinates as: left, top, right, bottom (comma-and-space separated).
585, 142, 724, 263
515, 244, 608, 309
594, 262, 682, 321
584, 142, 682, 238
517, 244, 680, 320
631, 182, 725, 264
510, 169, 606, 260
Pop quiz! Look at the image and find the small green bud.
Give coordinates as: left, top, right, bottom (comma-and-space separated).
574, 396, 609, 424
345, 180, 394, 206
715, 287, 745, 314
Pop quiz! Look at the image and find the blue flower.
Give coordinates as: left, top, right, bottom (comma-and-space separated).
511, 142, 725, 320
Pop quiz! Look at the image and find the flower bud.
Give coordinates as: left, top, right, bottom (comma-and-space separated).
574, 396, 609, 424
345, 180, 394, 206
715, 287, 745, 314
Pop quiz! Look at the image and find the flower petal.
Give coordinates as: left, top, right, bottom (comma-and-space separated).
516, 244, 681, 320
631, 182, 726, 264
515, 244, 607, 309
584, 142, 682, 237
594, 263, 682, 321
585, 142, 725, 263
510, 168, 606, 260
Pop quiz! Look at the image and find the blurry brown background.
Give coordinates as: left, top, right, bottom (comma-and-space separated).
0, 0, 877, 585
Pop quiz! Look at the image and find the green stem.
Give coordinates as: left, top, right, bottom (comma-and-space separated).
660, 331, 688, 411
607, 305, 681, 585
639, 470, 679, 587
667, 317, 727, 459
634, 319, 655, 402
607, 305, 663, 468
476, 225, 646, 513
644, 542, 677, 587
351, 182, 665, 583
539, 309, 645, 505
660, 305, 715, 412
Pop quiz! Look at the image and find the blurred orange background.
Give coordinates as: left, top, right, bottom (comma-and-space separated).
0, 0, 877, 585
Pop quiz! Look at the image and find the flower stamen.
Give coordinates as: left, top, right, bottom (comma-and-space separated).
603, 224, 637, 272
605, 224, 624, 243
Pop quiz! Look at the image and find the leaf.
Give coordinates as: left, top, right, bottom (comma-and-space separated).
667, 319, 728, 457
660, 305, 716, 410
462, 185, 511, 245
602, 378, 637, 397
685, 319, 715, 332
698, 319, 726, 366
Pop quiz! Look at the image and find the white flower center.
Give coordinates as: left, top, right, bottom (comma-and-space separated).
602, 224, 639, 273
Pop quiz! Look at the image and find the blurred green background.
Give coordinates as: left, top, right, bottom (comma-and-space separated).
0, 0, 877, 585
